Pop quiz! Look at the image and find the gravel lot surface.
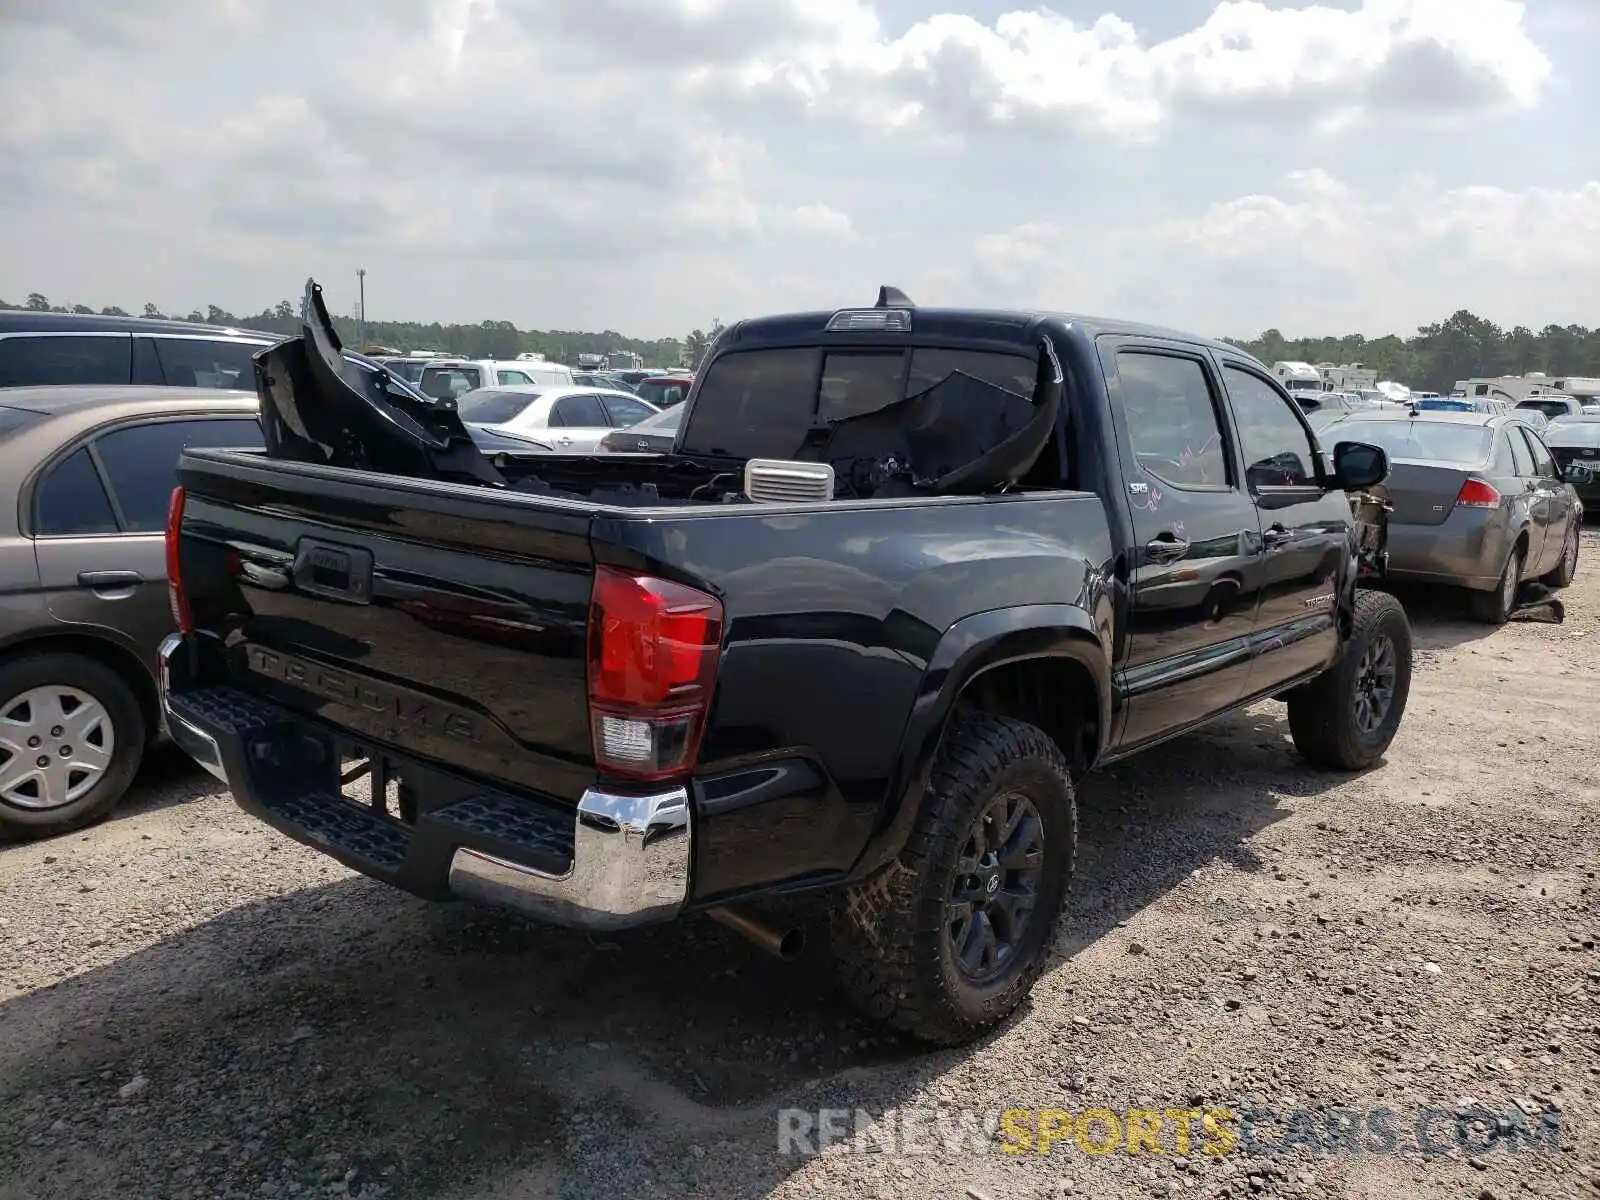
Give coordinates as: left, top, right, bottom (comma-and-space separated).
3, 531, 1598, 1200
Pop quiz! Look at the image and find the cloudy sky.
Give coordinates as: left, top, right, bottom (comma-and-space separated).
1, 0, 1595, 340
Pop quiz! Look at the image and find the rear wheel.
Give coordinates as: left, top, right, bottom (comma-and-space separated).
830, 713, 1076, 1046
1469, 544, 1523, 624
1540, 523, 1579, 589
1287, 590, 1412, 770
0, 654, 146, 840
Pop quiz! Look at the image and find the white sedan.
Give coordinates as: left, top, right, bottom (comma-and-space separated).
454, 385, 659, 452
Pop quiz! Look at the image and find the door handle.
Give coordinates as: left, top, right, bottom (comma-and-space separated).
556, 436, 573, 446
1263, 524, 1293, 548
1145, 534, 1190, 564
77, 570, 143, 589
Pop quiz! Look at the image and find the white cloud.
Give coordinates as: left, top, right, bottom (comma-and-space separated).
0, 0, 1584, 337
779, 204, 861, 241
721, 0, 1551, 136
941, 172, 1600, 336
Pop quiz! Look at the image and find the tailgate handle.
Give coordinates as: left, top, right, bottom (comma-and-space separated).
78, 570, 142, 590
292, 539, 374, 604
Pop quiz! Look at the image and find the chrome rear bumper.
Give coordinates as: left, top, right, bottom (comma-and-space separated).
157, 632, 692, 931
447, 787, 690, 930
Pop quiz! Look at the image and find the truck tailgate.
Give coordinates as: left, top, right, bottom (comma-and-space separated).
176, 451, 599, 805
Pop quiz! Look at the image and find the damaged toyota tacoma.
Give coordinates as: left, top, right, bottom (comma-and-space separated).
159, 281, 1410, 1045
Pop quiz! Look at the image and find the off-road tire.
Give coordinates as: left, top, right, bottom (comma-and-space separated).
0, 653, 146, 840
1539, 523, 1579, 589
1469, 544, 1523, 625
829, 713, 1076, 1046
1287, 589, 1411, 771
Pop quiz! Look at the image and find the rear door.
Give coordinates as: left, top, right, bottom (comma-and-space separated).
1217, 360, 1352, 694
0, 333, 133, 386
1518, 426, 1571, 574
1102, 340, 1265, 748
32, 416, 264, 671
543, 393, 613, 451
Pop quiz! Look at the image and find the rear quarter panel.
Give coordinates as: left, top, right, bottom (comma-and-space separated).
596, 491, 1115, 895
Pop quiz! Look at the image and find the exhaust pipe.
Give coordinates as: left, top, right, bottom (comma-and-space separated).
708, 905, 805, 961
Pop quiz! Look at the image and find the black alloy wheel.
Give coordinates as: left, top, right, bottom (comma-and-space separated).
945, 790, 1045, 985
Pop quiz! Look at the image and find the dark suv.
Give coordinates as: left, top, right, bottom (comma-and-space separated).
0, 311, 278, 389
0, 386, 263, 838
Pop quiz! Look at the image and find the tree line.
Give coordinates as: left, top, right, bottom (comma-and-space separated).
0, 291, 707, 370
4, 291, 1596, 388
1226, 310, 1600, 392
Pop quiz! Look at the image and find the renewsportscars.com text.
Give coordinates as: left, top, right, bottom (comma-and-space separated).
777, 1105, 1562, 1159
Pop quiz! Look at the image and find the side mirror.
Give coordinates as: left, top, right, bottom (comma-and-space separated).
1563, 462, 1595, 486
1332, 440, 1388, 490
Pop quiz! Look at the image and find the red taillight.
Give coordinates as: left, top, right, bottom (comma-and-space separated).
165, 486, 192, 634
1455, 478, 1501, 508
586, 565, 722, 782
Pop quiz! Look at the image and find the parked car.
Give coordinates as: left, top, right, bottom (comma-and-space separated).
1516, 396, 1589, 422
159, 279, 1408, 1046
454, 385, 657, 452
635, 374, 694, 409
0, 311, 277, 390
418, 357, 575, 399
0, 386, 263, 838
1315, 410, 1584, 621
1542, 415, 1600, 510
597, 403, 682, 452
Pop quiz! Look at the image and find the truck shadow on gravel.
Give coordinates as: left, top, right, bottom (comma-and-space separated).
0, 705, 1367, 1200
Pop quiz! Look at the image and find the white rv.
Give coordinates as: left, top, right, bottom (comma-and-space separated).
1272, 361, 1323, 396
1453, 372, 1598, 407
1316, 362, 1378, 392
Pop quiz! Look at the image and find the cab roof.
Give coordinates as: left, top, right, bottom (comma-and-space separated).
721, 303, 1259, 365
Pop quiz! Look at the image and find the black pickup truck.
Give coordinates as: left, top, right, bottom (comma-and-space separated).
159, 282, 1409, 1045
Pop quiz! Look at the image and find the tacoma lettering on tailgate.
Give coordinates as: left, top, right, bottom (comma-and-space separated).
245, 646, 479, 742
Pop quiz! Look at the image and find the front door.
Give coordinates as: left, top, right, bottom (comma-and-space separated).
1217, 360, 1353, 694
1104, 341, 1266, 749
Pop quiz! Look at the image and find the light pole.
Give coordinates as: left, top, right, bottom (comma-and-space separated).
356, 268, 366, 350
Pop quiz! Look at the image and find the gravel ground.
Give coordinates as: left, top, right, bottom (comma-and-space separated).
2, 530, 1598, 1200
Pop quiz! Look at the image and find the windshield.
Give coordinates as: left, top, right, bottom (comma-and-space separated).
419, 365, 482, 399
1282, 379, 1321, 392
1546, 420, 1600, 447
637, 378, 691, 408
633, 405, 684, 433
1328, 419, 1492, 462
1517, 400, 1572, 419
680, 346, 1038, 459
456, 388, 539, 424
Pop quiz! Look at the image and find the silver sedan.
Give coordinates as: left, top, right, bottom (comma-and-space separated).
1316, 411, 1585, 623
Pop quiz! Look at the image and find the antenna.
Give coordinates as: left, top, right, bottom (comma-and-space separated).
875, 286, 915, 309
